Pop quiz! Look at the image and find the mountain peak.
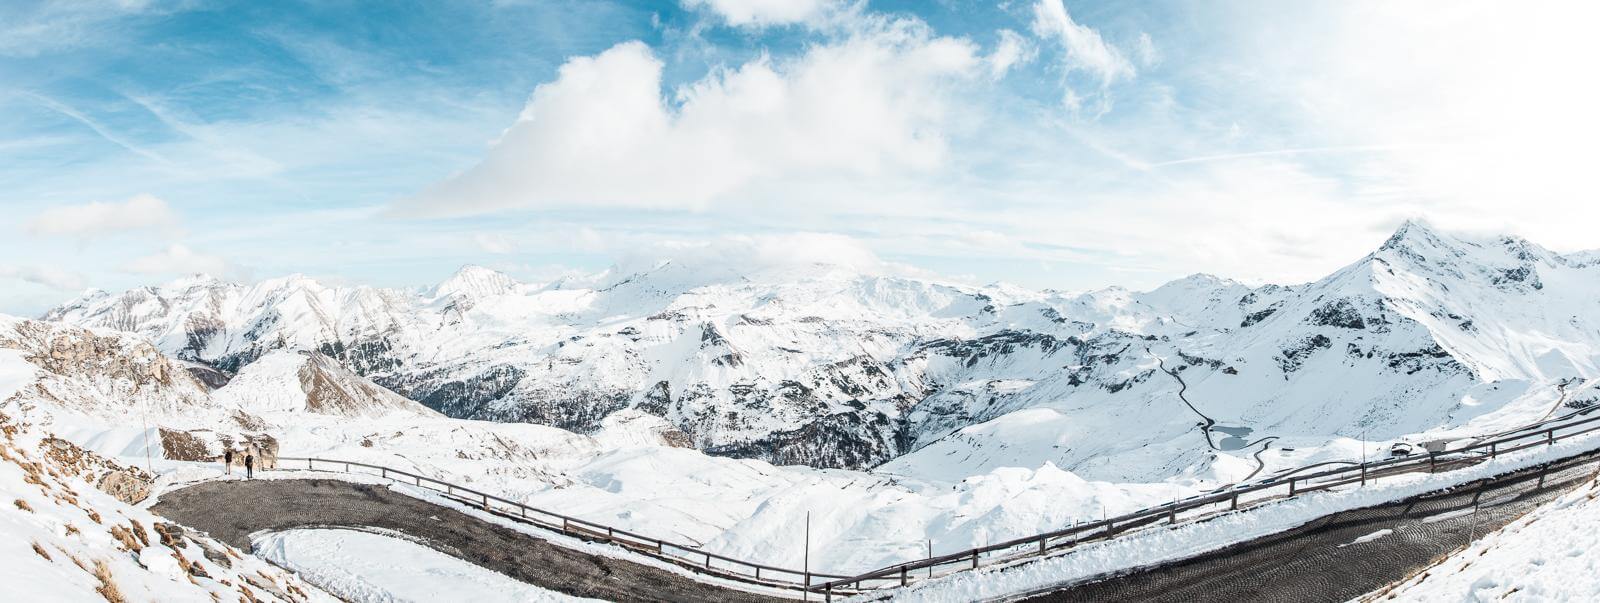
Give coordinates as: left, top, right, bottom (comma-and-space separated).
163, 273, 224, 290
1380, 218, 1446, 250
434, 265, 518, 300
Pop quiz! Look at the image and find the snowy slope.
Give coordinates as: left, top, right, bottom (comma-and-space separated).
0, 358, 334, 602
41, 222, 1600, 481
1378, 471, 1600, 601
215, 350, 438, 418
253, 528, 599, 602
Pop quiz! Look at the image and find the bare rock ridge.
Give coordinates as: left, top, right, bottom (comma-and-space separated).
39, 223, 1600, 473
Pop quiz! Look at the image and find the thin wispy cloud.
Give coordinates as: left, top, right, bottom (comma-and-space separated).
1, 0, 1598, 317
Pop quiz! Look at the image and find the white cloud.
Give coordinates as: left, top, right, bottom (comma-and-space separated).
25, 193, 180, 238
680, 0, 846, 28
1029, 0, 1134, 113
400, 21, 986, 216
594, 231, 949, 284
987, 29, 1036, 78
1134, 31, 1158, 67
0, 265, 87, 291
121, 244, 234, 277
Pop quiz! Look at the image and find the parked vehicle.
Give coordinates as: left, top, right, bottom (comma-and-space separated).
1389, 442, 1416, 457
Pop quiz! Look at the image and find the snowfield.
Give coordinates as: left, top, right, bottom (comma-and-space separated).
253, 528, 602, 603
7, 221, 1600, 600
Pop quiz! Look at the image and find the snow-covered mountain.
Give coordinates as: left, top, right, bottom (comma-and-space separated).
214, 350, 438, 418
41, 221, 1600, 477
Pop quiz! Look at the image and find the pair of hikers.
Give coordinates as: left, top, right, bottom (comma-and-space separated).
223, 449, 256, 479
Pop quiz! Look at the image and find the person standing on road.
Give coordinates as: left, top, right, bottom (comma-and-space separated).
245, 453, 254, 480
224, 449, 234, 476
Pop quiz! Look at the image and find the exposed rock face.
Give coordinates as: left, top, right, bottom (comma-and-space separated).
39, 223, 1600, 474
39, 437, 153, 504
98, 470, 153, 505
0, 318, 212, 419
159, 428, 279, 470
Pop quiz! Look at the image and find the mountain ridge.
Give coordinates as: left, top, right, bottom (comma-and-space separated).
39, 221, 1600, 473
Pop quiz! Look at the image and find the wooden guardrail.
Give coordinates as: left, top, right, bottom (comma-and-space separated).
807, 405, 1600, 599
273, 456, 851, 594
275, 404, 1600, 601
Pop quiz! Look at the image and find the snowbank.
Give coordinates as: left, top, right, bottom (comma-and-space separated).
253, 528, 602, 602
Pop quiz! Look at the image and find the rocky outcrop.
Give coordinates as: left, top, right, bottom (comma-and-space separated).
159, 428, 278, 470
39, 436, 153, 504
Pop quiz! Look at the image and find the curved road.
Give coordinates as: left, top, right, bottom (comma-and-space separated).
1018, 449, 1600, 602
153, 479, 783, 603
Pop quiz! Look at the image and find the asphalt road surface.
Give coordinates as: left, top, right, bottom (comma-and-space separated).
153, 479, 784, 603
1020, 451, 1600, 602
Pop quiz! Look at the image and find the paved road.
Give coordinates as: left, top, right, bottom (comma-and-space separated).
1019, 451, 1600, 603
153, 479, 784, 603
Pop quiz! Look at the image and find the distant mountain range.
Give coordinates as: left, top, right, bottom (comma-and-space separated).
41, 221, 1600, 475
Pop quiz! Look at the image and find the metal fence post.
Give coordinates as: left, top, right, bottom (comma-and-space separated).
1289, 479, 1296, 496
900, 566, 908, 586
1491, 443, 1497, 457
1548, 429, 1555, 446
971, 552, 979, 569
1231, 492, 1239, 510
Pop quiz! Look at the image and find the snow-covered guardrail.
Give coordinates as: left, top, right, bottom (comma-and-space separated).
806, 405, 1600, 599
272, 456, 853, 595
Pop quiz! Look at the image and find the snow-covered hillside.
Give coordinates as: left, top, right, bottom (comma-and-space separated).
42, 221, 1600, 479
0, 350, 334, 602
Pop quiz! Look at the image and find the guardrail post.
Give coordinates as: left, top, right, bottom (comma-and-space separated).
307, 458, 312, 470
1360, 464, 1366, 485
754, 567, 760, 581
1429, 452, 1437, 473
482, 493, 489, 511
1548, 429, 1555, 446
824, 583, 832, 602
344, 462, 350, 473
380, 467, 386, 480
1289, 478, 1296, 495
1038, 536, 1047, 555
1168, 505, 1177, 524
704, 552, 711, 568
971, 552, 979, 569
1231, 492, 1239, 510
1491, 443, 1497, 458
901, 566, 908, 586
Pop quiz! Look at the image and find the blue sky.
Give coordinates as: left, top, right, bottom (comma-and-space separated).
3, 0, 1598, 314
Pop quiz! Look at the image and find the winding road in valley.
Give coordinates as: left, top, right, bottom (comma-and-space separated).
152, 479, 784, 603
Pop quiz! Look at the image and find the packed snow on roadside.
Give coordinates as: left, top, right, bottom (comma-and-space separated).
1378, 470, 1600, 601
253, 528, 602, 603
